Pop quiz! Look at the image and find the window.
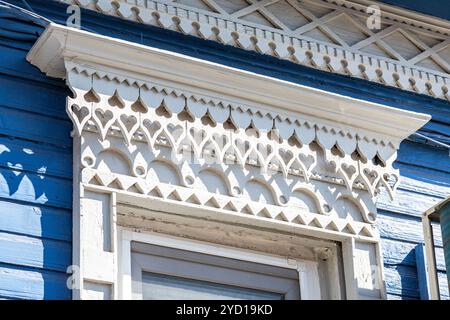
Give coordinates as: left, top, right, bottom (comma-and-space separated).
130, 241, 301, 300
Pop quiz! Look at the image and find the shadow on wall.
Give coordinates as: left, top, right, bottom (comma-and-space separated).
401, 249, 421, 300
0, 137, 72, 300
395, 139, 450, 186
0, 135, 74, 302
389, 139, 449, 300
0, 1, 75, 300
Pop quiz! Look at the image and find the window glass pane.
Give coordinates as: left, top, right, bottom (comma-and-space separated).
142, 272, 284, 300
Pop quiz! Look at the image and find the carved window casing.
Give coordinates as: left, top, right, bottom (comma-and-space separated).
28, 23, 430, 299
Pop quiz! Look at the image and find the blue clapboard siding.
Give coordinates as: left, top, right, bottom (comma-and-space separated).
377, 140, 450, 300
0, 263, 69, 300
0, 200, 71, 242
2, 0, 448, 300
0, 4, 72, 300
0, 232, 71, 272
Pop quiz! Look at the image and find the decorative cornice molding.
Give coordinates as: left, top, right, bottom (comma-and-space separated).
27, 23, 430, 142
58, 0, 450, 101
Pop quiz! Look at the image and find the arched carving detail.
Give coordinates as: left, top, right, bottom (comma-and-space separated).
148, 159, 183, 186
198, 167, 230, 195
244, 179, 276, 206
290, 188, 324, 215
96, 148, 131, 176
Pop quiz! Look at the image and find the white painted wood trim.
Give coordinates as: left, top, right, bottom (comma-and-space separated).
422, 214, 440, 300
121, 228, 301, 270
341, 238, 358, 299
375, 240, 387, 300
297, 261, 322, 300
117, 228, 132, 300
118, 227, 323, 300
77, 184, 386, 300
71, 137, 82, 300
110, 192, 118, 299
27, 23, 430, 141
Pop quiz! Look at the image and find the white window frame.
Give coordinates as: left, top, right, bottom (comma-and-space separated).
117, 228, 321, 300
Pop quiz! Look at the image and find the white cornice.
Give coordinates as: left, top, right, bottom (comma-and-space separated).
57, 0, 450, 101
27, 23, 430, 142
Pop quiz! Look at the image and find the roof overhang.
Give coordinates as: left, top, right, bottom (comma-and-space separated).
55, 0, 450, 101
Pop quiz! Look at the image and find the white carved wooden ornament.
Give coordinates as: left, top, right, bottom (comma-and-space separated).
26, 23, 431, 238
66, 60, 404, 238
61, 0, 450, 101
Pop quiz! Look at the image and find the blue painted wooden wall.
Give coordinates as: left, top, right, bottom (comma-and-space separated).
377, 140, 449, 299
379, 1, 450, 21
1, 0, 448, 300
0, 4, 72, 299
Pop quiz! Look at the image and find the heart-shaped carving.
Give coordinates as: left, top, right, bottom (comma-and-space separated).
298, 152, 316, 171
118, 114, 139, 145
94, 109, 115, 140
69, 103, 91, 136
339, 163, 357, 191
108, 90, 125, 109
279, 149, 293, 165
381, 173, 400, 200
167, 123, 184, 143
142, 119, 161, 138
